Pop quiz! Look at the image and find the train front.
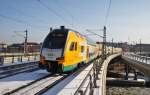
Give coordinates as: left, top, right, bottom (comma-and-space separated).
39, 26, 68, 73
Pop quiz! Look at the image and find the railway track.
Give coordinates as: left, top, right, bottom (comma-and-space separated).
2, 62, 93, 95
0, 61, 39, 79
3, 74, 66, 95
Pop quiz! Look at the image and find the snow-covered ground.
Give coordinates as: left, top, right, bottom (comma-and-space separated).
12, 75, 63, 95
0, 60, 38, 67
0, 53, 40, 65
0, 61, 101, 95
0, 52, 39, 56
0, 69, 49, 94
0, 64, 95, 95
3, 55, 39, 64
43, 63, 93, 95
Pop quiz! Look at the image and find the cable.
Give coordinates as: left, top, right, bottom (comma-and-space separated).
0, 13, 48, 29
104, 0, 112, 26
13, 31, 25, 38
86, 29, 103, 38
37, 0, 69, 24
54, 0, 75, 26
9, 5, 49, 25
0, 14, 27, 25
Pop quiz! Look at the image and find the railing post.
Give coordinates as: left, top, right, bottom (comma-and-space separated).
93, 63, 97, 88
146, 56, 147, 63
78, 90, 83, 95
12, 55, 14, 63
140, 57, 142, 62
28, 56, 30, 61
142, 57, 144, 62
0, 56, 4, 65
148, 58, 150, 64
21, 56, 22, 62
89, 75, 93, 95
34, 55, 36, 61
17, 56, 20, 62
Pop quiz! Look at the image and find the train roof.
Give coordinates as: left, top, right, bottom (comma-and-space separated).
86, 37, 96, 46
52, 26, 97, 46
68, 29, 96, 46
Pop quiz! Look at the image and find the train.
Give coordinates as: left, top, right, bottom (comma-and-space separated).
39, 26, 99, 73
39, 26, 122, 73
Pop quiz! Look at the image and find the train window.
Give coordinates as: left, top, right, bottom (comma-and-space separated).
43, 31, 68, 49
75, 42, 77, 51
70, 42, 75, 51
81, 46, 84, 52
70, 42, 77, 51
52, 33, 64, 37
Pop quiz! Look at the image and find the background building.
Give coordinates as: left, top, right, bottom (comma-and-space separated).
7, 42, 41, 53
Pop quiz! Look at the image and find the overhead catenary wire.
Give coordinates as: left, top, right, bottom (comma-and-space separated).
104, 0, 112, 26
0, 13, 48, 29
13, 31, 25, 38
37, 0, 69, 24
0, 13, 28, 25
54, 0, 76, 26
85, 0, 112, 40
8, 5, 50, 26
86, 29, 104, 38
51, 0, 79, 30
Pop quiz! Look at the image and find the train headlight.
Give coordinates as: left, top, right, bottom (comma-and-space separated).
40, 55, 45, 64
56, 57, 64, 61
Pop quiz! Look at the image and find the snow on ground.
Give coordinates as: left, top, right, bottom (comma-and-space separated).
0, 54, 39, 66
43, 64, 93, 95
0, 61, 38, 67
12, 75, 63, 95
0, 70, 49, 94
3, 56, 39, 64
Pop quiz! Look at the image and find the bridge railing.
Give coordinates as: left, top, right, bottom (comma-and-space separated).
74, 58, 102, 95
74, 54, 121, 95
0, 53, 40, 65
123, 52, 150, 64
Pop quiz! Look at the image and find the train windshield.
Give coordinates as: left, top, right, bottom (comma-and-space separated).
43, 30, 68, 49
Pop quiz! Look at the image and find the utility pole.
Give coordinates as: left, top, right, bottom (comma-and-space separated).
139, 39, 141, 56
13, 30, 28, 55
50, 27, 53, 32
86, 27, 107, 59
102, 26, 107, 59
112, 38, 113, 54
24, 30, 28, 54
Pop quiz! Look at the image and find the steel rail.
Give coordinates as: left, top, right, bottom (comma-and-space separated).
3, 73, 54, 95
0, 61, 39, 79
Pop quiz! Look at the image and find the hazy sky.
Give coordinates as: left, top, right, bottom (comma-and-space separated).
0, 0, 150, 44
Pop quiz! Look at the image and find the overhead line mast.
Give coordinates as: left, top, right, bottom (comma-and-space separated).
13, 30, 28, 54
24, 30, 28, 54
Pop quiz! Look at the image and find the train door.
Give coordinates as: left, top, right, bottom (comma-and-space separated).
66, 41, 78, 66
86, 46, 89, 62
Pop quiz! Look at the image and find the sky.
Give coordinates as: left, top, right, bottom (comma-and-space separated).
0, 0, 150, 44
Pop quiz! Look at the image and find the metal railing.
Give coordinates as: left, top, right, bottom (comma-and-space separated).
74, 54, 119, 95
74, 58, 102, 95
0, 53, 40, 65
123, 52, 150, 64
